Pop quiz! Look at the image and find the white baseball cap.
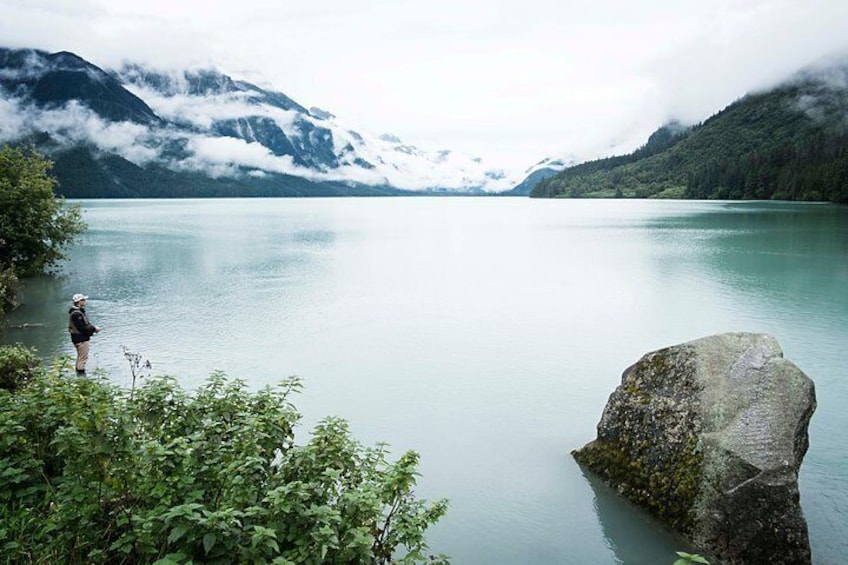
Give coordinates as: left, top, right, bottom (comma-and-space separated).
72, 293, 89, 303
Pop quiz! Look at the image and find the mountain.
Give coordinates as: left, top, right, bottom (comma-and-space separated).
0, 49, 160, 125
505, 156, 579, 196
0, 47, 515, 197
531, 66, 848, 203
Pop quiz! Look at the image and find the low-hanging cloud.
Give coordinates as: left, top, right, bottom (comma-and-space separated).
644, 0, 848, 126
3, 0, 848, 175
124, 82, 301, 133
178, 133, 391, 186
793, 57, 848, 132
181, 135, 297, 177
0, 98, 27, 142
0, 97, 160, 164
0, 87, 511, 191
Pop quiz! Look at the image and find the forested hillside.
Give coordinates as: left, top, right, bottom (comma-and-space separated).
47, 145, 403, 198
532, 70, 848, 203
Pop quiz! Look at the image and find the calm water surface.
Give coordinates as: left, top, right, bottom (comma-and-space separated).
5, 198, 847, 564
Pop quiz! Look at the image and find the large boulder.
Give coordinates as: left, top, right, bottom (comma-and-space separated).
573, 333, 816, 564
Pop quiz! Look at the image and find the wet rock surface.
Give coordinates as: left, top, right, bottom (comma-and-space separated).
573, 333, 816, 564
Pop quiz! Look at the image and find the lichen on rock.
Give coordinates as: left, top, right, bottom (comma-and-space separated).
573, 333, 816, 564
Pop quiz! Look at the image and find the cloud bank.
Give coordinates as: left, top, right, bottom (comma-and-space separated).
0, 59, 516, 192
1, 0, 847, 176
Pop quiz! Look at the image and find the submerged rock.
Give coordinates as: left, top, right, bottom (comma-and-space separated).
573, 333, 816, 564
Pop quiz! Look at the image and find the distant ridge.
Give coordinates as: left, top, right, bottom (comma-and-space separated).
0, 47, 515, 197
4, 47, 848, 201
0, 49, 160, 125
504, 157, 578, 196
531, 65, 848, 203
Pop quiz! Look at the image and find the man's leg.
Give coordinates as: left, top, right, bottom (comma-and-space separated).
75, 341, 90, 375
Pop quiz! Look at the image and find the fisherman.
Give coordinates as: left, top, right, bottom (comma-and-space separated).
68, 293, 101, 376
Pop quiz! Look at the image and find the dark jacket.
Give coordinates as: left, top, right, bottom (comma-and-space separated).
68, 306, 96, 344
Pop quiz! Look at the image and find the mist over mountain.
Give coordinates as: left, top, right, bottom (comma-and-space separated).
4, 47, 847, 201
531, 60, 848, 203
504, 156, 580, 196
0, 48, 515, 197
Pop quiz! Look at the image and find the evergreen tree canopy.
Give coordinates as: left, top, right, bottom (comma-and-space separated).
532, 75, 848, 203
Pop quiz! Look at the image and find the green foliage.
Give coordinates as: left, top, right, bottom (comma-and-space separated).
0, 343, 39, 392
686, 131, 848, 201
0, 266, 19, 313
532, 79, 848, 203
0, 145, 86, 277
673, 551, 710, 565
531, 122, 693, 199
0, 356, 449, 564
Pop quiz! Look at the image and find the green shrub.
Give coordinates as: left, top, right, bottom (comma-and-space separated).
0, 145, 86, 277
0, 266, 20, 313
0, 343, 39, 391
0, 364, 448, 564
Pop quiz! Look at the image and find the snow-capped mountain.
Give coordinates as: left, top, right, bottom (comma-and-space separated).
0, 48, 514, 197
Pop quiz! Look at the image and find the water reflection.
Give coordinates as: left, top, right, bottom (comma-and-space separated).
578, 464, 698, 565
642, 202, 848, 563
3, 274, 69, 359
3, 199, 339, 382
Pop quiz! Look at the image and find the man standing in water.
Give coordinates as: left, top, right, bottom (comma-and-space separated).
68, 293, 100, 376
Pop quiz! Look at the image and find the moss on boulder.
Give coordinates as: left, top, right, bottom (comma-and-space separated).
573, 333, 815, 564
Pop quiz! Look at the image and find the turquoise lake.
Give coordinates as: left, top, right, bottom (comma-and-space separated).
4, 198, 847, 564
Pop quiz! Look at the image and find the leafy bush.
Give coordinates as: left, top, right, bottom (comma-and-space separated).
0, 343, 39, 391
0, 358, 448, 564
0, 266, 19, 313
0, 145, 86, 277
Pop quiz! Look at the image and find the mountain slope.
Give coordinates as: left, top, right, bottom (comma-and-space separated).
46, 144, 404, 198
504, 156, 578, 196
0, 47, 515, 197
0, 49, 160, 124
532, 69, 848, 203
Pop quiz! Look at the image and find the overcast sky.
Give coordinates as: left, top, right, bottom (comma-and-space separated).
3, 0, 848, 174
